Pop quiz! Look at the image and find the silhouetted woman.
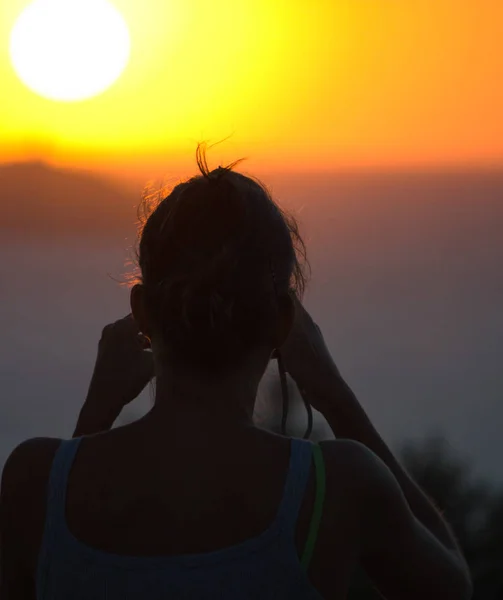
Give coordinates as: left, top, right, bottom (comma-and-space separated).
0, 148, 472, 599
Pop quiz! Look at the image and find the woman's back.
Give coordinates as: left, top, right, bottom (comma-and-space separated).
34, 422, 360, 600
0, 157, 472, 600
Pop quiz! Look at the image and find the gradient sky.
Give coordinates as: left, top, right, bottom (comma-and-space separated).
1, 0, 503, 178
1, 1, 503, 491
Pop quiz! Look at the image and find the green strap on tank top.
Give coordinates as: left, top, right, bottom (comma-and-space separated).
300, 443, 326, 571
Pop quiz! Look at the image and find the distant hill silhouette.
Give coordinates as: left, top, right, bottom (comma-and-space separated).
0, 161, 139, 238
1, 161, 503, 251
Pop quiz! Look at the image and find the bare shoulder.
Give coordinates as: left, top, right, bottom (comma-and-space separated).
1, 437, 62, 557
316, 439, 387, 522
1, 437, 62, 495
0, 437, 63, 590
318, 438, 382, 486
1, 436, 63, 522
311, 439, 371, 514
297, 438, 377, 596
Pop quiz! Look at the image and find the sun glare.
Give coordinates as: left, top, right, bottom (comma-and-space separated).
9, 0, 131, 102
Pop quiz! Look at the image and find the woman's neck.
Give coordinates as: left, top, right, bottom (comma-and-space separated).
143, 362, 263, 433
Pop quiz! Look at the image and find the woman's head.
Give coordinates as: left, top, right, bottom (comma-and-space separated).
132, 145, 309, 377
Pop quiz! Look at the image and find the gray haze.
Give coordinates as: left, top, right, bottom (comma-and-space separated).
1, 164, 502, 488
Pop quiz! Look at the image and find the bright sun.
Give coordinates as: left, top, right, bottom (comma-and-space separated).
9, 0, 131, 102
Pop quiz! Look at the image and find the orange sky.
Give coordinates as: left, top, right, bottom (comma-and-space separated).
1, 0, 502, 180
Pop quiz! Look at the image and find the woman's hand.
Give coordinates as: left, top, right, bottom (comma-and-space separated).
279, 295, 343, 411
73, 315, 154, 437
74, 315, 154, 437
85, 314, 154, 413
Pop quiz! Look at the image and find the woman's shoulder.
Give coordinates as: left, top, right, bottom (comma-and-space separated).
1, 436, 63, 527
317, 438, 399, 530
319, 437, 382, 476
2, 436, 62, 492
317, 439, 378, 509
1, 437, 63, 574
0, 437, 62, 540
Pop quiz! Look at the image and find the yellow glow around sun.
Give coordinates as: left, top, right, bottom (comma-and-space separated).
9, 0, 130, 102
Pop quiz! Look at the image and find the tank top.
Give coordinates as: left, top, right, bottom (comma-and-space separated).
36, 436, 327, 600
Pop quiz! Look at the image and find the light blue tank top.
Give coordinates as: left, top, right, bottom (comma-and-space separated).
36, 437, 325, 600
